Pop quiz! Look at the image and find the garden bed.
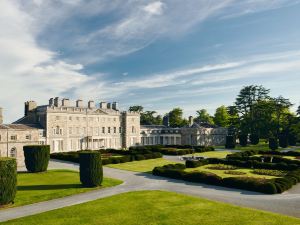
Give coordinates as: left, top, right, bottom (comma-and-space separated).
153, 151, 300, 194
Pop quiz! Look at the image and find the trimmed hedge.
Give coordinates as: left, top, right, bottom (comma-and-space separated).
51, 150, 162, 165
225, 136, 236, 149
185, 159, 209, 168
238, 134, 248, 147
250, 134, 259, 145
152, 164, 300, 194
129, 145, 214, 155
279, 135, 288, 148
0, 158, 17, 205
23, 145, 50, 172
269, 138, 278, 150
79, 151, 103, 187
194, 146, 215, 153
222, 177, 277, 194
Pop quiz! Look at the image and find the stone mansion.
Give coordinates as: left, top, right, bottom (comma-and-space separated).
0, 97, 227, 165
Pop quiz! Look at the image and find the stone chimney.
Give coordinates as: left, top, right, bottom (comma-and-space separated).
100, 102, 107, 109
189, 116, 194, 126
88, 100, 95, 109
112, 102, 118, 110
49, 98, 54, 106
0, 107, 3, 124
25, 101, 37, 116
76, 99, 83, 107
54, 97, 61, 107
62, 98, 70, 107
107, 103, 112, 109
163, 114, 170, 127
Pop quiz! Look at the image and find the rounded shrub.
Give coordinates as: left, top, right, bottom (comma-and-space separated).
250, 134, 259, 145
23, 145, 50, 172
279, 135, 288, 148
238, 134, 248, 147
79, 151, 103, 187
269, 138, 278, 150
225, 135, 236, 149
0, 158, 17, 205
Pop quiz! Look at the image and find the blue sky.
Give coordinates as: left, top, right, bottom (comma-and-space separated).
1, 0, 300, 122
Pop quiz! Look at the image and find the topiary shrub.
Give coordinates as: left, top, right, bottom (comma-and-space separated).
288, 134, 297, 146
0, 158, 17, 205
79, 151, 103, 187
185, 159, 209, 168
269, 138, 278, 150
23, 145, 50, 172
250, 134, 259, 145
238, 134, 248, 147
225, 136, 236, 149
279, 135, 288, 148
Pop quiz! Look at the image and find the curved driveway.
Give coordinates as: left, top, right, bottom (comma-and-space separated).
0, 159, 299, 222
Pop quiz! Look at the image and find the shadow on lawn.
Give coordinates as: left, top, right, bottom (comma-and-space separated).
17, 184, 83, 191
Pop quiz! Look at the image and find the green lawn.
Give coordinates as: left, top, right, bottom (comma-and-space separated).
187, 151, 233, 158
6, 170, 122, 208
3, 191, 300, 225
106, 158, 180, 173
185, 164, 279, 179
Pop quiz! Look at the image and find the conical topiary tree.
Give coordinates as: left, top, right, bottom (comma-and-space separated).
79, 151, 103, 187
225, 136, 236, 149
238, 134, 248, 147
0, 158, 17, 206
23, 145, 50, 172
250, 134, 259, 145
269, 138, 278, 150
278, 135, 288, 148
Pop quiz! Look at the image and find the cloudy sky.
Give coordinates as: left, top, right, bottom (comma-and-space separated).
1, 0, 300, 122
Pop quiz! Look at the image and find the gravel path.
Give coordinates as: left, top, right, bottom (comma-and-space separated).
0, 159, 299, 222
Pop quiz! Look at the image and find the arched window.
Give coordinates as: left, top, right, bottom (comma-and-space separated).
10, 147, 17, 158
56, 126, 60, 134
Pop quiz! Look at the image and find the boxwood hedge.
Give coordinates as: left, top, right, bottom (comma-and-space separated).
0, 158, 17, 205
79, 151, 103, 187
152, 163, 300, 194
51, 150, 162, 165
23, 145, 50, 172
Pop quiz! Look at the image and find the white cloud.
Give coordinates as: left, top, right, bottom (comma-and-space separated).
143, 1, 165, 15
0, 1, 102, 122
1, 0, 300, 122
14, 0, 298, 64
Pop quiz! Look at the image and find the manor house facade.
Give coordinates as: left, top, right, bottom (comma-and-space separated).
0, 97, 227, 166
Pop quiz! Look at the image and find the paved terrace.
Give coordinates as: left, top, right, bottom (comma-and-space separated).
0, 159, 299, 222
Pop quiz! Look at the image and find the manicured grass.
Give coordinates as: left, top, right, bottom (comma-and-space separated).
7, 170, 122, 208
3, 191, 300, 225
106, 158, 180, 173
185, 164, 279, 179
187, 151, 233, 158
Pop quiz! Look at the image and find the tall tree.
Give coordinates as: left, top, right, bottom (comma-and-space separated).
213, 105, 229, 127
227, 106, 239, 135
297, 105, 300, 116
195, 109, 214, 124
168, 108, 188, 127
141, 111, 162, 125
272, 96, 293, 135
235, 85, 270, 134
128, 106, 162, 125
129, 106, 144, 112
